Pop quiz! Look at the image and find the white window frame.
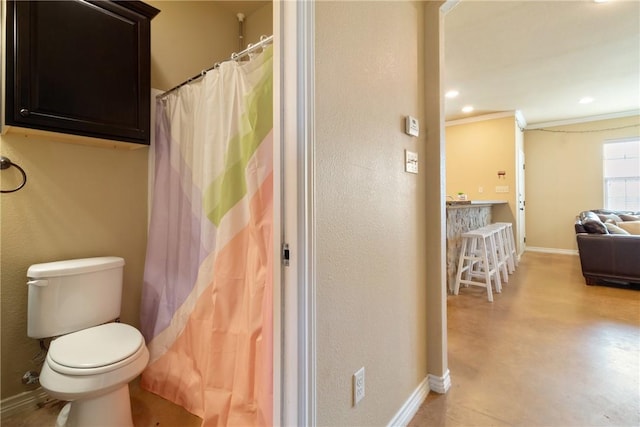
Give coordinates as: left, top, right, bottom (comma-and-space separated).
603, 137, 640, 211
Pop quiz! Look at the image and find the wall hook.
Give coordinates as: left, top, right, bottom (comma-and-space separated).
1, 156, 27, 193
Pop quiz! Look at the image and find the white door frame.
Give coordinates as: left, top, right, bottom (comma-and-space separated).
273, 1, 316, 426
517, 148, 526, 254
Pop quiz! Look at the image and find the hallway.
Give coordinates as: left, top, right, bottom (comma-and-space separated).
410, 252, 640, 426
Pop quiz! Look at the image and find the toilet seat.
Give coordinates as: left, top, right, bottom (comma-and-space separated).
47, 323, 145, 376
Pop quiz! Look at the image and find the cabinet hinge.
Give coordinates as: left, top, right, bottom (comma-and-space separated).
282, 243, 290, 267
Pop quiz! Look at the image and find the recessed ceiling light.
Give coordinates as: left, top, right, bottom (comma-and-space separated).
445, 90, 459, 99
579, 97, 594, 104
593, 0, 609, 4
462, 105, 474, 113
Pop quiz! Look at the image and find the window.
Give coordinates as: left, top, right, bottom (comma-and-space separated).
603, 139, 640, 211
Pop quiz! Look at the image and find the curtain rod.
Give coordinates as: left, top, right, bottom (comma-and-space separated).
157, 35, 273, 99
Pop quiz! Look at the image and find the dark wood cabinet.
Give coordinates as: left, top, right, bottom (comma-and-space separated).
5, 0, 159, 145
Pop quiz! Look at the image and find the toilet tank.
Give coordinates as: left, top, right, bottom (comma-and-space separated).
27, 257, 126, 339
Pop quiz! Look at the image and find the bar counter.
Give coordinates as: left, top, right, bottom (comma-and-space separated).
446, 200, 508, 292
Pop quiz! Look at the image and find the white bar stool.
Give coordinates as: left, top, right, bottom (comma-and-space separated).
453, 228, 502, 302
484, 223, 513, 277
494, 222, 518, 269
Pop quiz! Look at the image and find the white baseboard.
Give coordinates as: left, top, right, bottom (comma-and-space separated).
0, 388, 51, 419
526, 247, 578, 256
428, 369, 451, 394
387, 376, 430, 427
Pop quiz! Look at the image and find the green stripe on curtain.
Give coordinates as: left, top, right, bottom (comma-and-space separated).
204, 50, 273, 226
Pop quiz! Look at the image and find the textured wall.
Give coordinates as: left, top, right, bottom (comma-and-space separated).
244, 2, 273, 49
0, 134, 148, 399
147, 1, 272, 92
446, 116, 518, 214
315, 2, 430, 425
148, 1, 237, 91
524, 115, 640, 251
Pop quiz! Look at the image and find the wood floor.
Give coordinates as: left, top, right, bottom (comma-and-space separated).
3, 252, 639, 426
1, 378, 201, 427
409, 251, 640, 427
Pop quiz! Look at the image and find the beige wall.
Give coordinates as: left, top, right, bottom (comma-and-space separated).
524, 115, 640, 251
245, 2, 273, 49
1, 0, 272, 400
148, 0, 272, 91
315, 2, 432, 425
446, 115, 520, 238
446, 115, 518, 208
0, 135, 149, 399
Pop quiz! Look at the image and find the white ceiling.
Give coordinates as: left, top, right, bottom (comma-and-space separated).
444, 0, 640, 126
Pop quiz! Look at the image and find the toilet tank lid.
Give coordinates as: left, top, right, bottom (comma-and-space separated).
27, 257, 125, 279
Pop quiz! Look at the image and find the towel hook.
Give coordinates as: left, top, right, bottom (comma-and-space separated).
1, 156, 27, 193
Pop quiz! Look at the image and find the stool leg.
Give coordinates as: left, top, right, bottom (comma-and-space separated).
479, 237, 494, 302
494, 229, 509, 283
453, 237, 469, 295
464, 235, 479, 283
502, 227, 515, 273
487, 233, 502, 294
508, 224, 518, 267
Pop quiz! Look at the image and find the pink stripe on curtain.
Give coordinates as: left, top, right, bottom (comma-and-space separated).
141, 172, 273, 426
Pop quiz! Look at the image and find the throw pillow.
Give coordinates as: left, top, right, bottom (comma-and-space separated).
616, 221, 640, 235
598, 213, 622, 223
582, 217, 608, 234
605, 223, 630, 235
619, 214, 640, 221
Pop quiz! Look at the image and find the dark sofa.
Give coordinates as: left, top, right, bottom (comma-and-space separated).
575, 209, 640, 286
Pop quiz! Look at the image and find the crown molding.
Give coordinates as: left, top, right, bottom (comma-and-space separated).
445, 111, 519, 127
526, 110, 640, 130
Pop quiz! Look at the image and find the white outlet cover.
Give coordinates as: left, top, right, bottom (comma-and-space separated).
353, 367, 365, 406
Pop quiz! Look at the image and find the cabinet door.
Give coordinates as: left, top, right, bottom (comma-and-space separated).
6, 0, 153, 145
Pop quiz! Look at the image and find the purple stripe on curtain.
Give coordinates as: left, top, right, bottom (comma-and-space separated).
140, 101, 216, 341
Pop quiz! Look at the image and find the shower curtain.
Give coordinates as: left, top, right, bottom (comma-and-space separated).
140, 46, 273, 427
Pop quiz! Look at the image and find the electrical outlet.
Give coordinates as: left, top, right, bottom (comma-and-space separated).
353, 367, 365, 406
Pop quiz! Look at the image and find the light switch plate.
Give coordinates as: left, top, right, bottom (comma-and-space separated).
405, 150, 418, 174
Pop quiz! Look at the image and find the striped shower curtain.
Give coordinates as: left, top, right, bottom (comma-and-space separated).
140, 46, 273, 427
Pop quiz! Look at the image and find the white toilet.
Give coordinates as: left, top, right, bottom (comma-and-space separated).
27, 257, 149, 427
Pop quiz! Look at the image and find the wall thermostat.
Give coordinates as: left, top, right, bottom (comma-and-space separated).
405, 116, 419, 137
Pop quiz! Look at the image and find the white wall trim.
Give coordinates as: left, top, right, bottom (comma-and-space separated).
440, 0, 461, 15
445, 110, 518, 127
0, 388, 50, 419
526, 109, 640, 130
427, 369, 451, 394
386, 377, 430, 427
514, 110, 527, 130
526, 247, 579, 256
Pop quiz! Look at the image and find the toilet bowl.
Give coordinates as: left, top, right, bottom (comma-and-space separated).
27, 257, 148, 427
40, 324, 149, 427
